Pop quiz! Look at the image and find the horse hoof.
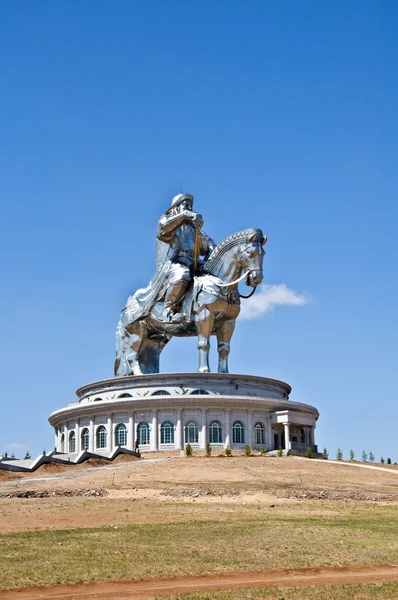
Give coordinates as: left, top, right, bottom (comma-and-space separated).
198, 367, 210, 373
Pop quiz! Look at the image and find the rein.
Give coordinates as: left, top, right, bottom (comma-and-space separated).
217, 269, 258, 299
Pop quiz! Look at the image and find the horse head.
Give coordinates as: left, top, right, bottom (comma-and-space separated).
239, 229, 267, 288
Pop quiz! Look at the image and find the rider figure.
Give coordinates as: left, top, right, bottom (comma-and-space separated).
157, 193, 216, 322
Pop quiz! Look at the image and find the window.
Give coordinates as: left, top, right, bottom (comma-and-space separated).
96, 426, 107, 449
60, 433, 65, 453
81, 428, 89, 451
94, 397, 102, 402
115, 423, 127, 446
137, 422, 150, 445
254, 422, 265, 446
209, 420, 222, 443
152, 390, 170, 396
161, 420, 174, 444
118, 393, 132, 398
185, 420, 198, 444
190, 389, 209, 395
69, 431, 76, 453
232, 421, 245, 444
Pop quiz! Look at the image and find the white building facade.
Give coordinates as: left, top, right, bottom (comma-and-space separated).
49, 373, 319, 456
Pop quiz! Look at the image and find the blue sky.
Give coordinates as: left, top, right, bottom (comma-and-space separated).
1, 1, 397, 460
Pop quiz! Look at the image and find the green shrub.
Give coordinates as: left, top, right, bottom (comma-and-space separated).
306, 447, 313, 459
259, 445, 267, 456
380, 456, 385, 464
336, 447, 343, 460
205, 442, 211, 457
185, 443, 193, 456
387, 457, 392, 464
322, 447, 329, 460
24, 452, 31, 460
361, 450, 368, 462
225, 444, 232, 457
369, 451, 375, 463
277, 446, 283, 457
349, 449, 355, 461
244, 444, 251, 457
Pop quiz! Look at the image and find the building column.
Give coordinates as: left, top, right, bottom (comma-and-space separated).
63, 424, 68, 453
200, 409, 207, 449
266, 416, 273, 450
309, 426, 315, 445
247, 410, 253, 447
107, 415, 113, 453
127, 414, 134, 450
150, 410, 158, 451
175, 409, 182, 450
89, 418, 95, 452
75, 420, 80, 454
225, 409, 231, 448
283, 422, 291, 451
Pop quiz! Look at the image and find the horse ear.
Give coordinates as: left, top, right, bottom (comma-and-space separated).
247, 232, 257, 243
261, 235, 268, 246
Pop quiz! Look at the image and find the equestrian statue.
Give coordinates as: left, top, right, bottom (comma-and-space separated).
114, 193, 267, 376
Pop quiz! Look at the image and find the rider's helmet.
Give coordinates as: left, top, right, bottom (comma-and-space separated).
170, 193, 194, 210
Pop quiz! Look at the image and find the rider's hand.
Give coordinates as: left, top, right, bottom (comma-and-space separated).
191, 213, 204, 229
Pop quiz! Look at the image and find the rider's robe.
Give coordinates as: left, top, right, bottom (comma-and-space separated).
121, 214, 215, 326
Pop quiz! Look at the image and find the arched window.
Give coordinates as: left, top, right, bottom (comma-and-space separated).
185, 420, 198, 444
94, 397, 102, 402
96, 426, 107, 449
232, 421, 245, 444
81, 428, 89, 451
118, 393, 132, 398
115, 423, 127, 446
254, 422, 265, 445
209, 420, 222, 443
190, 389, 209, 395
60, 433, 65, 453
137, 422, 150, 445
69, 431, 76, 453
152, 390, 170, 396
161, 420, 174, 444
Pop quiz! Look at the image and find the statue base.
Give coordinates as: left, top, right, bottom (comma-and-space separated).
49, 373, 320, 457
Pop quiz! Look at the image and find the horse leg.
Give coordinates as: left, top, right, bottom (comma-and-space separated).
216, 319, 236, 374
114, 321, 131, 377
196, 308, 215, 373
125, 321, 147, 376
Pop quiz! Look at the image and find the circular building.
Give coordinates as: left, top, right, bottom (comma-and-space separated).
49, 373, 319, 456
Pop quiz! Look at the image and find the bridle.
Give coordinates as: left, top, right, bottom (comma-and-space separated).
217, 269, 258, 299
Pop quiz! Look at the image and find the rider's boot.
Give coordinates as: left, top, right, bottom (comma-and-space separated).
163, 281, 188, 322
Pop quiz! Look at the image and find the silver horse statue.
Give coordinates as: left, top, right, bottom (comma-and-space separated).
115, 228, 267, 376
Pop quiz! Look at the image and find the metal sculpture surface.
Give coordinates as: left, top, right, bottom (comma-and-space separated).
115, 194, 266, 376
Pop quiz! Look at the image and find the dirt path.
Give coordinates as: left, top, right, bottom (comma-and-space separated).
310, 458, 398, 474
0, 458, 171, 489
1, 565, 398, 599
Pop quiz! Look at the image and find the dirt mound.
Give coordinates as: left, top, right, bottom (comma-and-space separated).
111, 453, 140, 463
0, 487, 107, 499
33, 462, 72, 474
278, 489, 398, 502
0, 470, 21, 481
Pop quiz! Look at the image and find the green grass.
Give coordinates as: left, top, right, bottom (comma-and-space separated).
161, 582, 398, 600
1, 509, 398, 590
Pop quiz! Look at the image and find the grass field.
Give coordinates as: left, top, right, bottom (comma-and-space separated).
1, 504, 398, 589
165, 582, 398, 600
1, 456, 398, 596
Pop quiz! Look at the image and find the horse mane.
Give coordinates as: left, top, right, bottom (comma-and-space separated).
203, 228, 263, 272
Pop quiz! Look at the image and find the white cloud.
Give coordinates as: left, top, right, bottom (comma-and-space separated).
239, 284, 311, 320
